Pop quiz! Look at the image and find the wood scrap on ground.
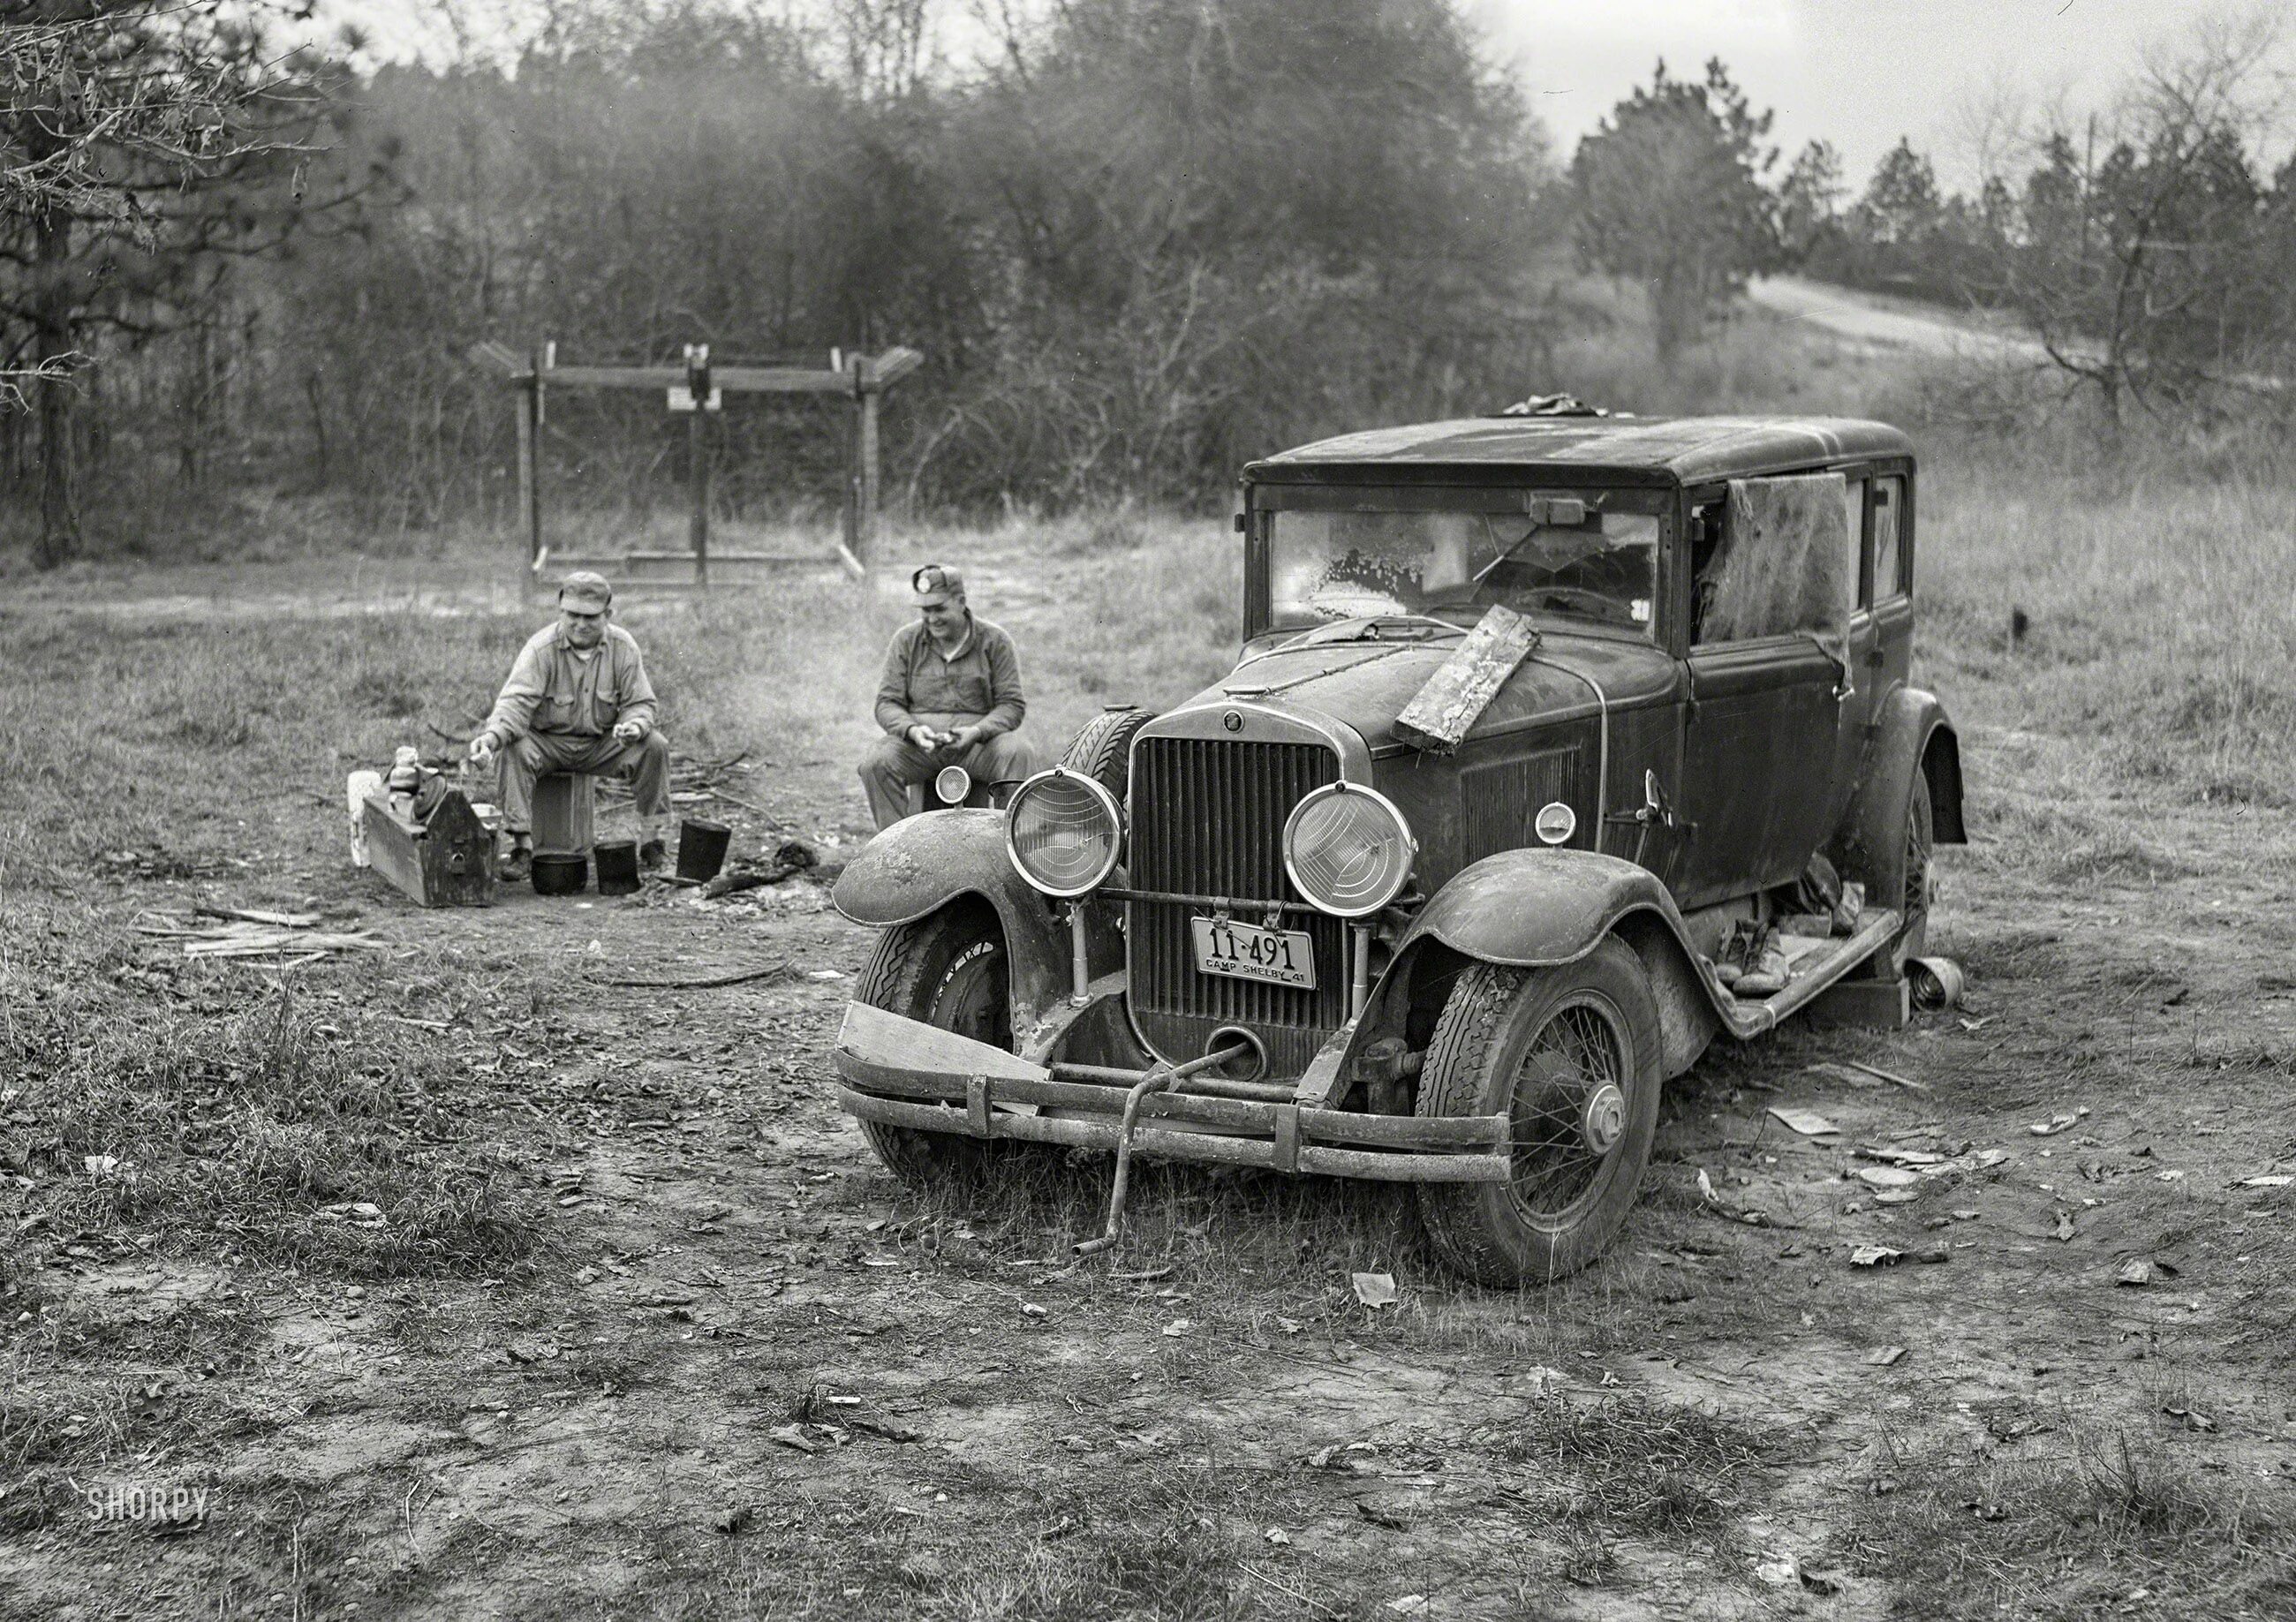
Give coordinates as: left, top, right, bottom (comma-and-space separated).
137, 912, 387, 961
1393, 604, 1538, 754
699, 839, 819, 899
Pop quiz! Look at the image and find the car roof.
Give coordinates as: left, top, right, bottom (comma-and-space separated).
1247, 414, 1914, 487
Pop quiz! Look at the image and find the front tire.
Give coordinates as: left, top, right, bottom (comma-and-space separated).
1413, 939, 1662, 1286
854, 900, 1014, 1187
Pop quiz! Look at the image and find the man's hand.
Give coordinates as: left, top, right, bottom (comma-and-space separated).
906, 724, 946, 752
466, 732, 497, 766
611, 720, 646, 743
944, 723, 985, 752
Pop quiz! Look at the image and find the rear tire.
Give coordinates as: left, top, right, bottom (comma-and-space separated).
854, 900, 1015, 1187
1413, 939, 1662, 1286
1857, 761, 1934, 980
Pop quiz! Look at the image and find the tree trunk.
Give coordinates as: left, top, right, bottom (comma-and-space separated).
31, 207, 79, 570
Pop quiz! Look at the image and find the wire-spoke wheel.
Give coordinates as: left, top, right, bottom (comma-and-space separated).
1415, 939, 1661, 1286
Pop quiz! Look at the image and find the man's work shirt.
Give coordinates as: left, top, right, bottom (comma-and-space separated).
482, 623, 658, 743
874, 615, 1027, 740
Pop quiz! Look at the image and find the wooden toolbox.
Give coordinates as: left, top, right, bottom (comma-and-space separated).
361, 788, 497, 908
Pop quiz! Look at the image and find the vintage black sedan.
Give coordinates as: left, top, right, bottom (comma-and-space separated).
830, 414, 1966, 1283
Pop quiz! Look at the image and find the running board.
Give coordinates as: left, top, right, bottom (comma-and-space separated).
1704, 908, 1901, 1038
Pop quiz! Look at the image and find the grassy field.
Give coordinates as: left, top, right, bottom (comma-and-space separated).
4, 314, 2295, 1618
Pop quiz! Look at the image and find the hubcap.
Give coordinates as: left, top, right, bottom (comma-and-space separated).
1581, 1083, 1628, 1154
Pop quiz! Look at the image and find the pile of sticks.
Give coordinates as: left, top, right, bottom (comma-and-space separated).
134, 907, 389, 966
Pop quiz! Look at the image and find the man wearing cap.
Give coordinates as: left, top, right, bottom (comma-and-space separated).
859, 564, 1039, 831
467, 572, 673, 881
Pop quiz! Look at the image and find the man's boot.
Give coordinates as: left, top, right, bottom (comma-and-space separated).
502, 835, 532, 884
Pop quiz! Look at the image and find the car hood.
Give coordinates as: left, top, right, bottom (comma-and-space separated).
1185, 624, 1679, 752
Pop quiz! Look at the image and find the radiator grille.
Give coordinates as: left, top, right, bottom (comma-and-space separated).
1127, 736, 1347, 1079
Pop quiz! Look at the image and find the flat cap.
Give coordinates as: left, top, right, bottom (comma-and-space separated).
557, 570, 614, 611
910, 562, 965, 601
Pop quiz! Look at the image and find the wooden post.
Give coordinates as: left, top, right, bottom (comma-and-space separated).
857, 363, 881, 565
527, 343, 549, 567
685, 343, 712, 585
688, 409, 711, 585
514, 373, 535, 563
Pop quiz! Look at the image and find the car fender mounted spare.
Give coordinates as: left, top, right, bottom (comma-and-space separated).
1393, 606, 1537, 755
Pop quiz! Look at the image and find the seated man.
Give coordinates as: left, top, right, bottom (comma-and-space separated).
467, 571, 671, 881
859, 563, 1039, 831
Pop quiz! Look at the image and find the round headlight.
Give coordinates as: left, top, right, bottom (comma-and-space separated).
1005, 768, 1123, 898
1282, 782, 1416, 918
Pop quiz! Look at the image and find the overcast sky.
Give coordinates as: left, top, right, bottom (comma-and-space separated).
1468, 0, 2283, 189
330, 0, 2285, 192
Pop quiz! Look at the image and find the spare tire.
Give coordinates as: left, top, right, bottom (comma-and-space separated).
1058, 705, 1154, 804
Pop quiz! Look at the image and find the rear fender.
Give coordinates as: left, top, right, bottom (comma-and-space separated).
833, 809, 1107, 1040
1344, 851, 1724, 1094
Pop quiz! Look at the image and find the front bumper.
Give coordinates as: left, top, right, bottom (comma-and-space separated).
832, 1003, 1509, 1184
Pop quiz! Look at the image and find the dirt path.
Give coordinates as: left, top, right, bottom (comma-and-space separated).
1745, 276, 2066, 368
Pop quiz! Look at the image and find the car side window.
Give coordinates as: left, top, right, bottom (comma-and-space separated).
1842, 476, 1868, 605
1692, 473, 1854, 647
1871, 477, 1905, 602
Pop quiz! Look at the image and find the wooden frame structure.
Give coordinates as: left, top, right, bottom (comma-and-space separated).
468, 340, 924, 583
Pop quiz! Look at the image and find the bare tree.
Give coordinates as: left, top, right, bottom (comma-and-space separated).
1977, 11, 2289, 426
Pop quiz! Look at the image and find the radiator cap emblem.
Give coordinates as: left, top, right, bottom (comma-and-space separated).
1222, 710, 1243, 732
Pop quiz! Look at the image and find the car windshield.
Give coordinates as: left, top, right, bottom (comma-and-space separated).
1268, 494, 1663, 637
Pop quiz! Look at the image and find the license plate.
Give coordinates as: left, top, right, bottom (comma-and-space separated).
1190, 917, 1317, 989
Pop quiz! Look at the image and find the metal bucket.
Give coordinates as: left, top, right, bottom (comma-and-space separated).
676, 818, 731, 883
594, 839, 642, 896
531, 851, 589, 896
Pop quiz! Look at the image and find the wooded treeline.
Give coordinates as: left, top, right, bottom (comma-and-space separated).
4, 1, 2292, 564
4, 0, 1553, 551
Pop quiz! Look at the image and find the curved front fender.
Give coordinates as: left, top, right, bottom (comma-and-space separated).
832, 810, 1078, 1040
1394, 849, 1696, 969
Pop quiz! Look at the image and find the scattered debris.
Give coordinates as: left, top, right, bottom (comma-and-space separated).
2237, 1174, 2291, 1188
1841, 1059, 1926, 1090
2115, 1259, 2156, 1287
1386, 1596, 1430, 1616
713, 1505, 754, 1535
2164, 1404, 2217, 1433
1264, 1528, 1292, 1547
2054, 1211, 2077, 1242
138, 911, 388, 962
1849, 1245, 1904, 1267
1161, 1318, 1195, 1338
2028, 1108, 2090, 1137
1865, 1346, 1907, 1366
1350, 1272, 1399, 1309
587, 959, 792, 991
1855, 1166, 1921, 1189
767, 1423, 822, 1454
1769, 1105, 1841, 1136
1799, 1566, 1847, 1596
700, 840, 820, 899
1755, 1550, 1801, 1587
320, 1202, 389, 1229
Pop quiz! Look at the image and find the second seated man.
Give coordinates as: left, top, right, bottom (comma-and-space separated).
859, 563, 1041, 831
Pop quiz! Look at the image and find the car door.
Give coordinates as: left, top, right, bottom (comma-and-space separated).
1673, 472, 1856, 909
